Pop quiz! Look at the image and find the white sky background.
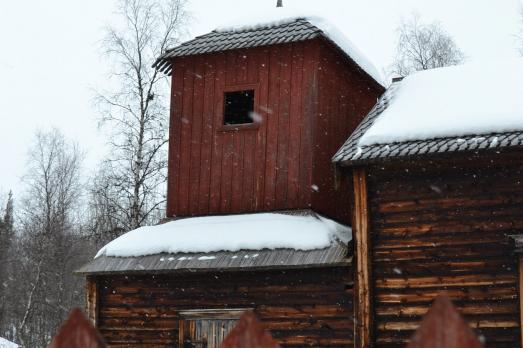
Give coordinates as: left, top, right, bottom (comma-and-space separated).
0, 0, 521, 198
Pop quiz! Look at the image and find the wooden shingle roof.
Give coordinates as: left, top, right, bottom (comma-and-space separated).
154, 18, 321, 75
333, 82, 523, 166
76, 241, 350, 275
153, 17, 384, 87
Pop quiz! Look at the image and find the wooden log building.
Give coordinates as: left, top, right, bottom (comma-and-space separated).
78, 15, 384, 348
332, 65, 523, 347
79, 12, 523, 348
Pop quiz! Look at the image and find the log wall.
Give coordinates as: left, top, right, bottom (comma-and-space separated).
95, 267, 353, 347
367, 156, 523, 347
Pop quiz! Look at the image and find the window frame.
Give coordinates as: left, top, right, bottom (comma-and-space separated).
219, 84, 260, 132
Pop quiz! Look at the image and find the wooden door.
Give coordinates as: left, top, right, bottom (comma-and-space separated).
181, 319, 237, 348
179, 309, 248, 348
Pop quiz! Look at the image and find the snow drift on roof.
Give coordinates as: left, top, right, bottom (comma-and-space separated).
358, 58, 523, 146
95, 213, 351, 258
216, 9, 385, 86
0, 337, 18, 348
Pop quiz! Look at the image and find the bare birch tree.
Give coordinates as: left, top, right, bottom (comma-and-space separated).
392, 15, 465, 77
92, 0, 189, 237
12, 129, 90, 347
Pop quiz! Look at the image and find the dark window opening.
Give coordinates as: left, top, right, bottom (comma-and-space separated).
223, 90, 255, 125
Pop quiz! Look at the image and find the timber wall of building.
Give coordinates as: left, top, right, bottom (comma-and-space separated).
313, 42, 381, 222
367, 156, 523, 347
166, 39, 382, 221
95, 267, 354, 347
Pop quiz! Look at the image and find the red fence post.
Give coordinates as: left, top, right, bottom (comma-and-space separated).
407, 294, 483, 348
220, 311, 280, 348
48, 308, 106, 348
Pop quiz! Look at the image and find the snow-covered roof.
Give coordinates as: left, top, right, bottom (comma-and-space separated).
154, 9, 385, 86
96, 212, 351, 258
333, 58, 523, 165
0, 337, 18, 348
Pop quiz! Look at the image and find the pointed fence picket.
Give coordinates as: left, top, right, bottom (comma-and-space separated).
406, 294, 483, 348
48, 308, 106, 348
219, 311, 280, 348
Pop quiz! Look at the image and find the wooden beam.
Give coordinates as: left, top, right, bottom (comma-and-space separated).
519, 255, 523, 348
179, 320, 185, 348
352, 167, 372, 348
86, 276, 99, 326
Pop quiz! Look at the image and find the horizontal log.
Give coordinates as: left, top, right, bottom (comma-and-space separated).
100, 292, 348, 307
373, 246, 515, 262
376, 201, 523, 221
373, 233, 512, 250
375, 286, 518, 304
373, 259, 514, 277
375, 301, 518, 317
377, 318, 519, 331
375, 196, 520, 214
375, 274, 516, 289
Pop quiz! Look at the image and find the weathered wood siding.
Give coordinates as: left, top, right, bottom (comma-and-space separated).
95, 267, 354, 347
312, 42, 382, 223
367, 157, 522, 347
167, 39, 383, 220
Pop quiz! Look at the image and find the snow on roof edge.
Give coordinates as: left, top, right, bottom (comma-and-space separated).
95, 212, 351, 259
357, 58, 523, 146
215, 10, 385, 87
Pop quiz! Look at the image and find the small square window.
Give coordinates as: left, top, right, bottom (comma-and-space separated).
223, 90, 255, 125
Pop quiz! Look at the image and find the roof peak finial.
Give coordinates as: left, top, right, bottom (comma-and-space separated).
276, 0, 283, 7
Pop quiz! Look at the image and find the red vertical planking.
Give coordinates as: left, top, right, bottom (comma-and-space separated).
236, 49, 249, 84
230, 131, 244, 212
327, 56, 341, 216
209, 53, 226, 213
253, 48, 270, 210
189, 56, 205, 215
309, 42, 383, 224
264, 45, 281, 210
338, 70, 349, 145
275, 44, 292, 207
242, 132, 256, 211
229, 51, 248, 212
165, 39, 383, 218
178, 58, 195, 215
314, 48, 331, 210
241, 49, 260, 211
219, 52, 238, 212
246, 48, 259, 84
226, 51, 237, 86
287, 43, 304, 208
220, 133, 234, 212
198, 59, 216, 214
298, 40, 319, 208
167, 58, 185, 217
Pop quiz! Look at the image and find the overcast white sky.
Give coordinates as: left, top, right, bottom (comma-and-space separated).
0, 0, 521, 197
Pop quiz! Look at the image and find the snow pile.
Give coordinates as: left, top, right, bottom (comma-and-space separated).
216, 9, 385, 86
0, 337, 18, 348
96, 213, 351, 258
359, 58, 523, 146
